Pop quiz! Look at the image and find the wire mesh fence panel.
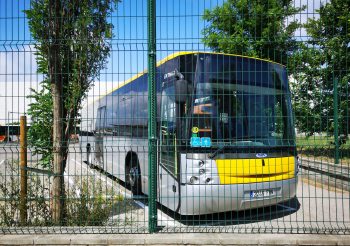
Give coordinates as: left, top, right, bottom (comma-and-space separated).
0, 0, 150, 233
0, 0, 349, 234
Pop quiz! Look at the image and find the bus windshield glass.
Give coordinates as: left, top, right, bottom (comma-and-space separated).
189, 54, 295, 147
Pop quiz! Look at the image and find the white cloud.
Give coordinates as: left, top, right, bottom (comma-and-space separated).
289, 0, 328, 40
0, 45, 42, 125
0, 45, 121, 126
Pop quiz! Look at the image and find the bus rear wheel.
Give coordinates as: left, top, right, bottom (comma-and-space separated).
126, 157, 142, 196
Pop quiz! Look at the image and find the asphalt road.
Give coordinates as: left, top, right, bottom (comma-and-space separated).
0, 143, 349, 233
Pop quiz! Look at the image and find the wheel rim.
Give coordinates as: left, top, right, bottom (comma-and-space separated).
129, 166, 138, 187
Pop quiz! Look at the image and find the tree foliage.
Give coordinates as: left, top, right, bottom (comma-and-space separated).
25, 0, 119, 222
291, 0, 350, 140
25, 0, 119, 168
202, 0, 304, 66
27, 80, 53, 167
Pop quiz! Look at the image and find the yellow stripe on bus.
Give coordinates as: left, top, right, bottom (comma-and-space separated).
216, 157, 295, 184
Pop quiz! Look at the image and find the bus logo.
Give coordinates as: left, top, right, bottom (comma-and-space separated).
256, 153, 268, 158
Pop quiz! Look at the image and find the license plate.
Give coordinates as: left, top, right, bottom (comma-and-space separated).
250, 189, 275, 198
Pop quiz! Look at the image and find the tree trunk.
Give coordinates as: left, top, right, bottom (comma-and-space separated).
51, 82, 66, 224
49, 0, 65, 224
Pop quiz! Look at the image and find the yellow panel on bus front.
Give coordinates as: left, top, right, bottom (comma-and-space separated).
216, 157, 295, 184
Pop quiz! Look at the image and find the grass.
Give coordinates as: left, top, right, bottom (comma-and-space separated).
296, 135, 333, 146
296, 135, 350, 165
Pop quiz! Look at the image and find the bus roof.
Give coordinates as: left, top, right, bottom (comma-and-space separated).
101, 51, 284, 98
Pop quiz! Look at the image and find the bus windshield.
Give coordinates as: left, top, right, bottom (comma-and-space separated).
189, 54, 295, 147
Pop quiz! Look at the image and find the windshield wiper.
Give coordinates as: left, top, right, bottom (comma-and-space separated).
208, 140, 266, 159
208, 145, 230, 159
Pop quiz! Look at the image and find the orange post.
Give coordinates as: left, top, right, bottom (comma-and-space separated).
20, 115, 27, 225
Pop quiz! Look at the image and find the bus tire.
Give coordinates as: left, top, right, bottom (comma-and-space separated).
126, 156, 142, 196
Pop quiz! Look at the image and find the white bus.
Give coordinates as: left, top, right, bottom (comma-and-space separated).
81, 52, 298, 215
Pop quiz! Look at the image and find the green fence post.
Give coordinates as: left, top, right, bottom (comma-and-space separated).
147, 0, 158, 233
333, 78, 339, 164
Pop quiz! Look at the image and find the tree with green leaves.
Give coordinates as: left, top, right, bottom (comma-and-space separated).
27, 82, 53, 166
291, 0, 349, 142
202, 0, 304, 66
25, 0, 119, 223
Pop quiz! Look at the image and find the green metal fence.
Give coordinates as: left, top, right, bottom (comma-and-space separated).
0, 0, 349, 234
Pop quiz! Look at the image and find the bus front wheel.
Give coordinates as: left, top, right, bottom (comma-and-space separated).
126, 156, 142, 196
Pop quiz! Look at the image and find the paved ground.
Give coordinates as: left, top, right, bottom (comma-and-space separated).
0, 143, 349, 234
65, 145, 350, 233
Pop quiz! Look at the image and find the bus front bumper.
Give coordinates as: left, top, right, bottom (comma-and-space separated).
178, 177, 298, 215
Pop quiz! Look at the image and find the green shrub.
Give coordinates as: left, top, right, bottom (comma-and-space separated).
0, 161, 123, 226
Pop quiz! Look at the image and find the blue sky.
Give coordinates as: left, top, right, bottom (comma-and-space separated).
0, 0, 323, 81
108, 0, 224, 82
0, 0, 323, 124
0, 0, 223, 81
0, 0, 225, 123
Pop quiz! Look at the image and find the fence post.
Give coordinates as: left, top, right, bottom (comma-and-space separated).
147, 0, 158, 233
20, 115, 28, 225
333, 78, 339, 164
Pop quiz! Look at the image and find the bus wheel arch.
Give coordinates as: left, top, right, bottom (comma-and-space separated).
125, 152, 142, 195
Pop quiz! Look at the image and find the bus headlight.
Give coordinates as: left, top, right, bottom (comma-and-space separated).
184, 159, 220, 185
189, 176, 199, 184
205, 177, 212, 183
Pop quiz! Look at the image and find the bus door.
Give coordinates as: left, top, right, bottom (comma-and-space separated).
158, 79, 180, 212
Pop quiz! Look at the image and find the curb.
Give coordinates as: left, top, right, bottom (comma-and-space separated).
1, 233, 350, 245
300, 158, 350, 191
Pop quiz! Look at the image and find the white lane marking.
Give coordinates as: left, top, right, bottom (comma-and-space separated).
71, 159, 95, 175
70, 159, 114, 187
134, 200, 145, 209
64, 170, 81, 197
0, 160, 5, 166
124, 193, 132, 199
141, 203, 181, 227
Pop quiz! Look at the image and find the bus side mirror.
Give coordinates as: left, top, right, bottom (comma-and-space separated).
175, 79, 189, 103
